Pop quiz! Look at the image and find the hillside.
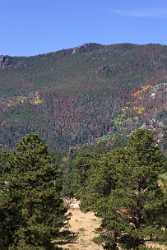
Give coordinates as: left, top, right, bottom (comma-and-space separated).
1, 43, 167, 150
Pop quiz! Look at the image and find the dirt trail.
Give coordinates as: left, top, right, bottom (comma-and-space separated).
62, 199, 103, 250
146, 242, 167, 250
59, 199, 167, 250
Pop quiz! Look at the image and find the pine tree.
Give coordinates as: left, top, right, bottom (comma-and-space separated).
0, 134, 67, 250
99, 129, 167, 249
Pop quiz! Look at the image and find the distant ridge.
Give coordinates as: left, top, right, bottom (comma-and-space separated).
1, 43, 167, 150
3, 42, 167, 57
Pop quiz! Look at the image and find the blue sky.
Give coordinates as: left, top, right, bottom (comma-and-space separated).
0, 0, 167, 56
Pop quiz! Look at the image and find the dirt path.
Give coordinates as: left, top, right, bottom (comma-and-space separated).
62, 200, 103, 250
58, 199, 167, 250
146, 242, 167, 250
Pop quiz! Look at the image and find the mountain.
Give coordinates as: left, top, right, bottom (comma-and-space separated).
1, 43, 167, 150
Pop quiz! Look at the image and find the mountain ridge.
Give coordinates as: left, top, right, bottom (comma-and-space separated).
1, 42, 167, 57
1, 43, 167, 150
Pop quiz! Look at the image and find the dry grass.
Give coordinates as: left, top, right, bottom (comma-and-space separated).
58, 199, 167, 250
146, 242, 167, 250
60, 200, 103, 250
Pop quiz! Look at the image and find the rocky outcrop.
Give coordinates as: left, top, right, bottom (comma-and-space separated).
0, 56, 10, 69
72, 43, 102, 54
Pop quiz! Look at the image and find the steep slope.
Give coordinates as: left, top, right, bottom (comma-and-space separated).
1, 43, 167, 150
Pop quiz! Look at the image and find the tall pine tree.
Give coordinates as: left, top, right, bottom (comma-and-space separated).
0, 134, 67, 250
100, 129, 167, 249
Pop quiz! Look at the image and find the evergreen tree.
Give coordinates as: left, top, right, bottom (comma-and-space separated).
99, 129, 167, 249
68, 150, 97, 198
78, 150, 120, 211
0, 134, 67, 250
0, 150, 11, 175
0, 150, 22, 249
77, 129, 167, 249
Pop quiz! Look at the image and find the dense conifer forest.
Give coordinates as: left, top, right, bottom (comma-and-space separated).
0, 129, 167, 249
1, 44, 167, 151
1, 1, 167, 249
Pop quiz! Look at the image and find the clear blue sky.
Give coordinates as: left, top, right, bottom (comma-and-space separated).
0, 0, 167, 56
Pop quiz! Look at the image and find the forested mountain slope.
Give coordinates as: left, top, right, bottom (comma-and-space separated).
1, 43, 167, 150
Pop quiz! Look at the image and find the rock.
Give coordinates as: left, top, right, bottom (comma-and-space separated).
72, 43, 102, 54
0, 56, 10, 69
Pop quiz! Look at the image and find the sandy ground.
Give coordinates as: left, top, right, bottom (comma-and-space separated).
146, 242, 167, 250
57, 199, 167, 250
61, 200, 103, 250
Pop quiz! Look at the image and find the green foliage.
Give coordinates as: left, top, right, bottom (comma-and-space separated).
63, 149, 97, 198
0, 134, 67, 249
0, 150, 11, 174
74, 129, 167, 249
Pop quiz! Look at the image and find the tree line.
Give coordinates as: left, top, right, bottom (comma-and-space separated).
66, 129, 167, 249
0, 129, 167, 249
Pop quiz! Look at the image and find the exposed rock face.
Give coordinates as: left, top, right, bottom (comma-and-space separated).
0, 56, 10, 69
72, 43, 102, 54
